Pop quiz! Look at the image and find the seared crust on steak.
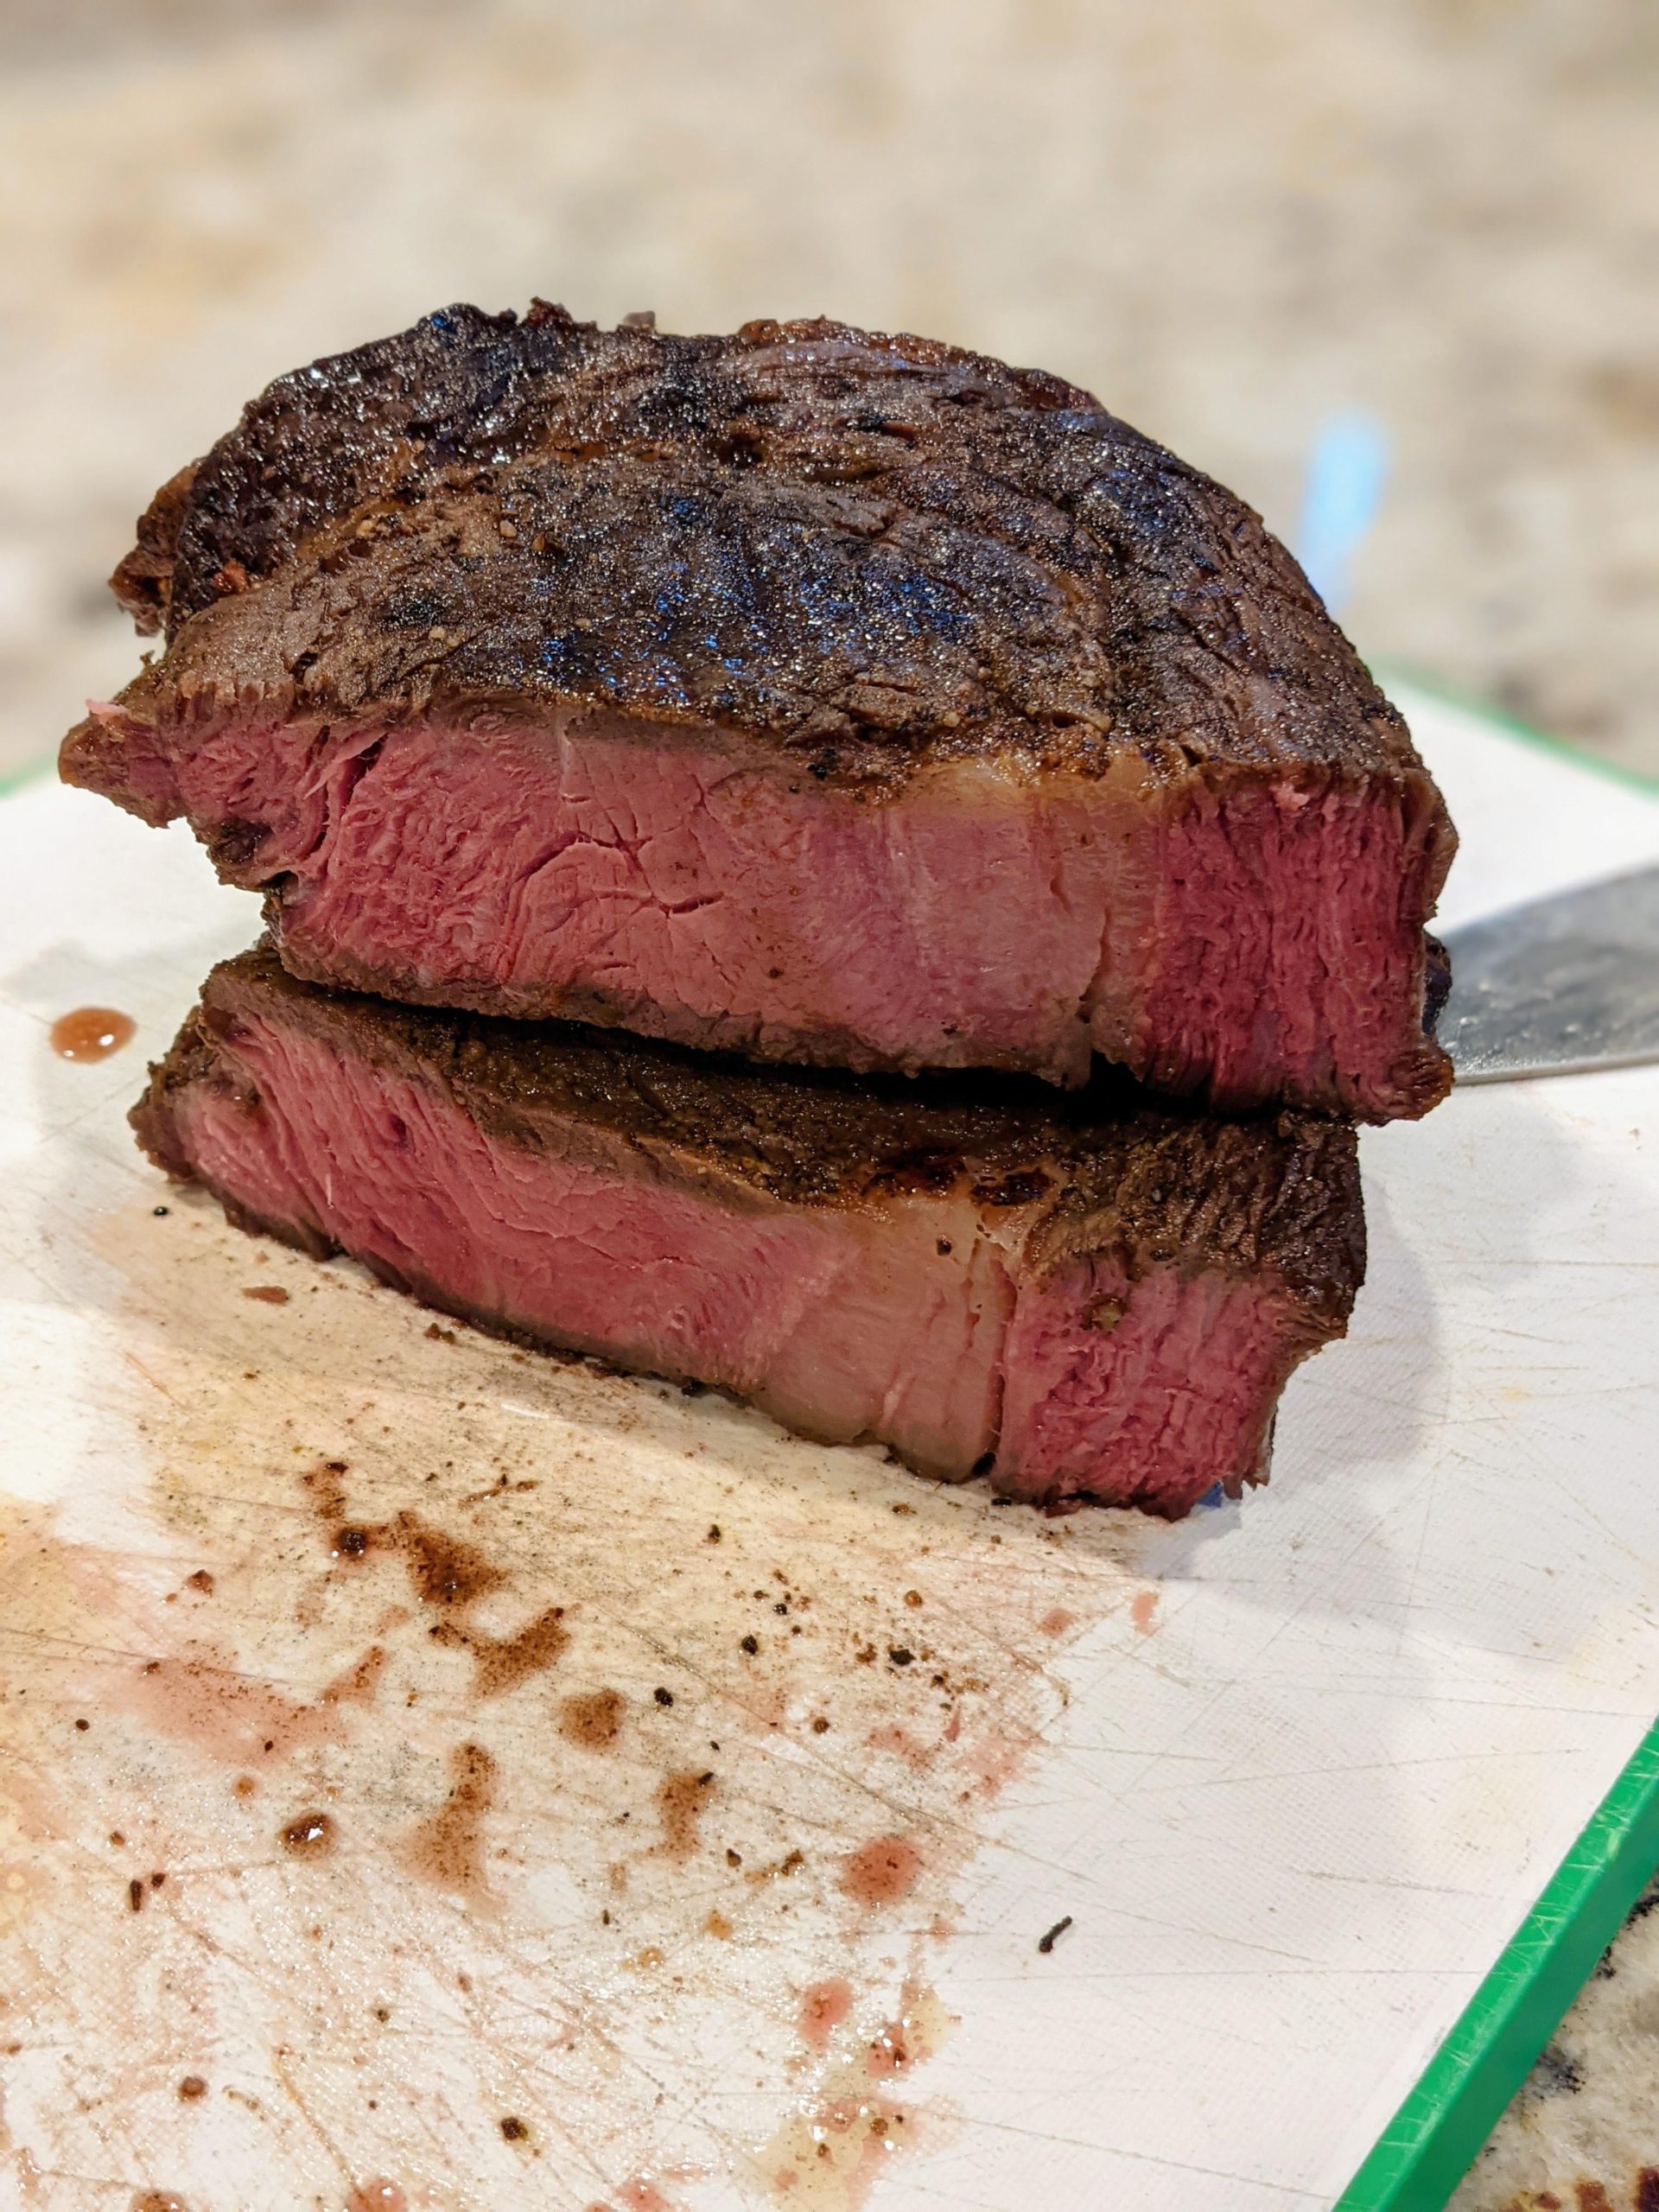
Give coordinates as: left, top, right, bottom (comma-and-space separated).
93, 302, 1429, 793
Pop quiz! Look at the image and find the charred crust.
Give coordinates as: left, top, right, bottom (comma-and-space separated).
111, 461, 200, 635
90, 306, 1442, 798
204, 817, 271, 870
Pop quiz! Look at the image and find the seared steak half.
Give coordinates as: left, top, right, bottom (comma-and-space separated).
135, 946, 1364, 1516
73, 305, 1453, 1117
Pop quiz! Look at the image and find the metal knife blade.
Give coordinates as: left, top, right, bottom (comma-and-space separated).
1440, 863, 1659, 1084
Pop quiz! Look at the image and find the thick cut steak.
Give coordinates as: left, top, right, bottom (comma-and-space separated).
135, 947, 1365, 1516
69, 306, 1454, 1118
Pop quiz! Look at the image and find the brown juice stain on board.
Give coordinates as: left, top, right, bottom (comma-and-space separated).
118, 1650, 342, 1767
1130, 1588, 1160, 1633
959, 1727, 1033, 1801
560, 1688, 625, 1748
309, 1465, 570, 1694
758, 1991, 950, 2211
27, 1197, 1162, 2211
615, 2183, 677, 2212
48, 1007, 134, 1061
863, 1985, 954, 2080
655, 1768, 716, 1859
0, 1729, 66, 1881
279, 1809, 336, 1858
866, 1724, 931, 1767
301, 1465, 511, 1615
320, 1644, 388, 1707
756, 2088, 912, 2212
840, 1835, 923, 1909
130, 2195, 189, 2212
405, 1742, 496, 1895
391, 1513, 506, 1610
8, 2143, 46, 2208
798, 1979, 854, 2053
298, 1456, 350, 1522
430, 1604, 569, 1697
346, 2186, 407, 2212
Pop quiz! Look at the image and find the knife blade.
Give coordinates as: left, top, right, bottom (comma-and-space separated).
1440, 863, 1659, 1084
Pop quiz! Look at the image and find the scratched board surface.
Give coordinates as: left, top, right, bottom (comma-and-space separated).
2, 684, 1658, 2212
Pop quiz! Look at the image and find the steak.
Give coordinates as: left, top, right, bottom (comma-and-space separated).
67, 304, 1455, 1118
134, 946, 1365, 1516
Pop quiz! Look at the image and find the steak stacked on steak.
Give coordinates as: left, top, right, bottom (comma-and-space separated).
135, 947, 1364, 1516
67, 305, 1455, 1119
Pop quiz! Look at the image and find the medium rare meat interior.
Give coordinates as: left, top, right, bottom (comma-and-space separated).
67, 305, 1455, 1121
135, 946, 1365, 1517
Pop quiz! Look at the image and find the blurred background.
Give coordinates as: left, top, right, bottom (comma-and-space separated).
0, 0, 1656, 784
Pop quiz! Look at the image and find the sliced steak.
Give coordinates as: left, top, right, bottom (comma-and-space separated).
134, 946, 1365, 1516
68, 305, 1454, 1118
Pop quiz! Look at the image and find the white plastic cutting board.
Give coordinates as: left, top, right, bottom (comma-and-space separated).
1, 684, 1656, 2212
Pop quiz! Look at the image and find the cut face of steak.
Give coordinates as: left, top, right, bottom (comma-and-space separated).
67, 305, 1454, 1117
134, 948, 1365, 1516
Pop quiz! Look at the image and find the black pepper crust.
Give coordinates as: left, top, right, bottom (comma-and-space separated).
134, 945, 1365, 1325
91, 303, 1431, 793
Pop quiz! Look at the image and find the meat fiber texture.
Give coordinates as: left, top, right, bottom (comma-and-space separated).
134, 947, 1365, 1517
65, 305, 1455, 1122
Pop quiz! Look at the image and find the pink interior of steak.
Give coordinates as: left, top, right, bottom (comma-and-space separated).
1128, 774, 1450, 1118
995, 1261, 1314, 1510
166, 1012, 1325, 1514
73, 705, 1446, 1116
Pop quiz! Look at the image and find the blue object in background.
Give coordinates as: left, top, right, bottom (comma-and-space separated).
1294, 409, 1391, 614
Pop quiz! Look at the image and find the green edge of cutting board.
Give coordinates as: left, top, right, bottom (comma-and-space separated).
1332, 668, 1659, 2211
1337, 1719, 1659, 2211
1373, 660, 1659, 801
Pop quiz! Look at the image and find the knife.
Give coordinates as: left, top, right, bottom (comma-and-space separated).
1439, 863, 1659, 1084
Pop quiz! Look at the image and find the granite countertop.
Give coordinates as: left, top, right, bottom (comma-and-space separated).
0, 3, 1655, 2201
1453, 1883, 1659, 2212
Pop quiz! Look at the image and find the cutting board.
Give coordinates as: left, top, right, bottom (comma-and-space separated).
2, 683, 1657, 2212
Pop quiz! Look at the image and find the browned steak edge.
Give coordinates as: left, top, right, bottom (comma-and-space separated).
86, 304, 1443, 802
